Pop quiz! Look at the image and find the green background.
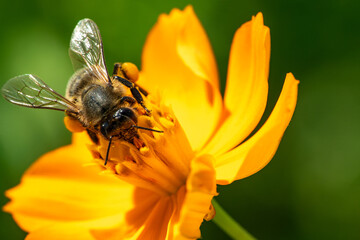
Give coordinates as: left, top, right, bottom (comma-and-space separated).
1, 0, 359, 239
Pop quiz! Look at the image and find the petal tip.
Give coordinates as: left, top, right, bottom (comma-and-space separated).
184, 5, 194, 13
2, 203, 11, 213
165, 5, 194, 19
251, 12, 264, 26
286, 72, 300, 84
255, 12, 264, 20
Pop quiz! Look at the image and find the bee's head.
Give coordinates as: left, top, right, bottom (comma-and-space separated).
100, 107, 137, 139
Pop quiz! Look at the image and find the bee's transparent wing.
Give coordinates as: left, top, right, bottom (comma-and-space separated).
69, 18, 111, 84
1, 74, 79, 113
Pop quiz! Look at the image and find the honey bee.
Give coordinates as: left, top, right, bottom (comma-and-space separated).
1, 18, 162, 165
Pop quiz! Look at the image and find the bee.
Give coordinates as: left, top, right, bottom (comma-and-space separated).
1, 18, 162, 165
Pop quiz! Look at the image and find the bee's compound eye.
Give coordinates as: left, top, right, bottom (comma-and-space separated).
114, 108, 137, 124
122, 62, 139, 82
100, 121, 110, 138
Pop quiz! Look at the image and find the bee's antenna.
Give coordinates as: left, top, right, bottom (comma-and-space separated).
133, 125, 163, 133
104, 135, 113, 165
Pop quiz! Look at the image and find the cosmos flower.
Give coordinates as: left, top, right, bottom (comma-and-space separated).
4, 6, 298, 240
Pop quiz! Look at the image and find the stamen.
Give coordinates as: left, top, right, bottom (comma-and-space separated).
90, 98, 194, 195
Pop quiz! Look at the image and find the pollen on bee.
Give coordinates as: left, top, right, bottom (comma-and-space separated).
121, 62, 139, 82
64, 116, 84, 133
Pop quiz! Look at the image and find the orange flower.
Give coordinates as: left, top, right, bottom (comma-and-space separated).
4, 6, 298, 240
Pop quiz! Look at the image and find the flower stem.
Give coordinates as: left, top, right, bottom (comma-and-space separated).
212, 199, 256, 240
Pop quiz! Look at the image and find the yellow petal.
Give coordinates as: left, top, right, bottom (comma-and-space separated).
95, 155, 217, 240
4, 138, 136, 234
130, 197, 174, 240
92, 190, 173, 240
138, 6, 222, 150
176, 6, 219, 88
202, 12, 270, 156
25, 223, 95, 240
171, 155, 217, 239
25, 213, 130, 240
215, 73, 299, 184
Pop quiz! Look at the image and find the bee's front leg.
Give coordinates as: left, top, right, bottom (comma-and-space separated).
114, 75, 151, 115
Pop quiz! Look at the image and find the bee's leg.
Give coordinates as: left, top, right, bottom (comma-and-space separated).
120, 96, 136, 107
112, 63, 123, 77
114, 76, 151, 115
130, 87, 151, 114
112, 62, 139, 83
136, 84, 149, 97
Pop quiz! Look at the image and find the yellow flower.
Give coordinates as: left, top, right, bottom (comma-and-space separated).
4, 6, 298, 240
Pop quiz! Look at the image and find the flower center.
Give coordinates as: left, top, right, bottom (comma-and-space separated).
88, 95, 195, 196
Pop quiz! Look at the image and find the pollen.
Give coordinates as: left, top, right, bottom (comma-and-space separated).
89, 97, 194, 196
64, 116, 85, 132
121, 62, 140, 82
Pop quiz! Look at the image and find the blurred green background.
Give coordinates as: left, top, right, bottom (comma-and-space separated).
1, 0, 359, 239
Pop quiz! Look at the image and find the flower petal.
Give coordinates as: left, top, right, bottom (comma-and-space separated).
202, 12, 270, 156
101, 155, 217, 240
25, 223, 95, 240
130, 197, 174, 240
4, 133, 136, 235
138, 6, 222, 150
215, 73, 299, 184
25, 214, 131, 240
91, 188, 172, 240
171, 155, 217, 239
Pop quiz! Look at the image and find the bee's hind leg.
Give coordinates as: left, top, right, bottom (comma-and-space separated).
112, 62, 139, 84
112, 63, 123, 77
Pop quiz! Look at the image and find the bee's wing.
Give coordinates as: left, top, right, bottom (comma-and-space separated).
1, 74, 79, 113
69, 18, 111, 85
